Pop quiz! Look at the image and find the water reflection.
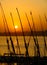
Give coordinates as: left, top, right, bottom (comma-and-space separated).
0, 36, 47, 56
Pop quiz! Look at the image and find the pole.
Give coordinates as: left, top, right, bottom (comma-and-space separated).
0, 2, 15, 54
16, 8, 29, 56
10, 12, 21, 54
30, 12, 40, 56
39, 15, 46, 56
0, 2, 10, 53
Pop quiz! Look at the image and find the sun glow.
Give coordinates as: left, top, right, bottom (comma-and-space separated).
15, 25, 18, 29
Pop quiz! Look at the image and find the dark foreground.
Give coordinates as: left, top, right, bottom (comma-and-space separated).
0, 55, 47, 65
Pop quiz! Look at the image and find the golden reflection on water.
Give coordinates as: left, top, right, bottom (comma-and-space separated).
0, 36, 47, 65
0, 36, 47, 57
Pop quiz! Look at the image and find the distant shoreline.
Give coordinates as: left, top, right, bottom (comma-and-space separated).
0, 31, 47, 36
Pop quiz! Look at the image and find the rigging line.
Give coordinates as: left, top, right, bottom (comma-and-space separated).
24, 13, 32, 51
0, 2, 10, 53
16, 8, 29, 56
3, 19, 11, 53
44, 14, 47, 22
44, 14, 47, 50
25, 12, 37, 56
10, 12, 21, 54
39, 15, 47, 55
30, 12, 40, 56
0, 2, 15, 53
44, 14, 47, 46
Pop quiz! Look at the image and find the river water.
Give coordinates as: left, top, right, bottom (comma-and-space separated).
0, 36, 47, 56
0, 36, 47, 65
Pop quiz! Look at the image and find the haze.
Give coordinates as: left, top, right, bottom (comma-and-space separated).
0, 0, 47, 33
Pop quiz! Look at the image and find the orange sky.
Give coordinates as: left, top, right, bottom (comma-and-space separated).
0, 0, 47, 33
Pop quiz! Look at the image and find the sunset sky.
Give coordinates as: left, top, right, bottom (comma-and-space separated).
0, 0, 47, 33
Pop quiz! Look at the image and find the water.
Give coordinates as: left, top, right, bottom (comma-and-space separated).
0, 36, 47, 65
0, 36, 47, 56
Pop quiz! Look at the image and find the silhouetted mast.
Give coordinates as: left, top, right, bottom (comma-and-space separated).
25, 13, 36, 56
0, 2, 15, 54
16, 8, 29, 56
0, 2, 11, 53
30, 12, 40, 56
3, 18, 11, 53
44, 14, 47, 22
39, 15, 47, 56
25, 12, 39, 56
10, 12, 21, 54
